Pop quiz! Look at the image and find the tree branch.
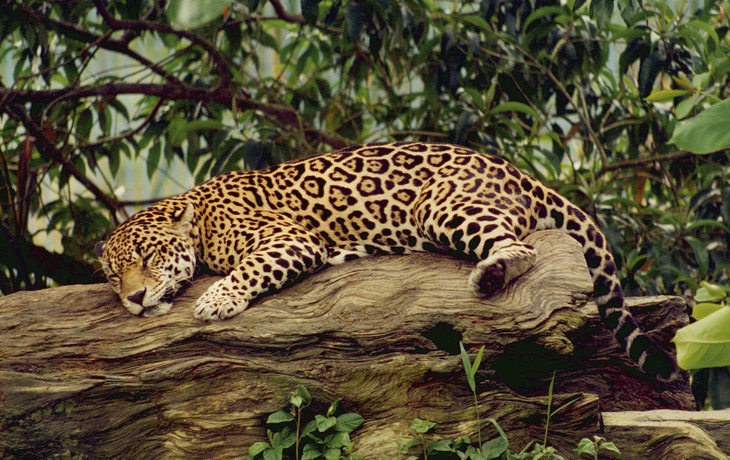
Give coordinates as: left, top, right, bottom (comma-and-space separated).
0, 83, 352, 150
595, 151, 699, 178
269, 0, 307, 24
0, 224, 99, 290
3, 102, 122, 217
90, 0, 232, 89
15, 5, 186, 88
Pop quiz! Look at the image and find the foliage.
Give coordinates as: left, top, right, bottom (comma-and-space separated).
674, 281, 730, 409
573, 436, 621, 459
387, 345, 619, 459
1, 0, 728, 299
245, 384, 365, 460
674, 281, 730, 370
460, 342, 485, 447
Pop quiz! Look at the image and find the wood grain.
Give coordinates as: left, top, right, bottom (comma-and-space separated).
0, 230, 713, 459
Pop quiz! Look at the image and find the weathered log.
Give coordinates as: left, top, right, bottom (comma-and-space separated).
0, 230, 707, 459
603, 410, 730, 460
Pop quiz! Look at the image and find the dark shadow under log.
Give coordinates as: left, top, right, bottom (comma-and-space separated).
1, 230, 722, 459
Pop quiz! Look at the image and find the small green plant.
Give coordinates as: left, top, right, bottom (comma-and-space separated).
460, 342, 486, 448
385, 343, 618, 460
245, 385, 364, 460
395, 417, 508, 460
573, 436, 621, 459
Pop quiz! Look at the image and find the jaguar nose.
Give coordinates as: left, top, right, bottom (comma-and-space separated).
126, 289, 146, 308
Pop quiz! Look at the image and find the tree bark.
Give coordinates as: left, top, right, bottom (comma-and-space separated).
1, 230, 718, 459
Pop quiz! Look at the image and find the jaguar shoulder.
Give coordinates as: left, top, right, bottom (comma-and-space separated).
97, 141, 678, 381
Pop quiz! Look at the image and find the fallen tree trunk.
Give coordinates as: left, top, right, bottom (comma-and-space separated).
0, 230, 717, 459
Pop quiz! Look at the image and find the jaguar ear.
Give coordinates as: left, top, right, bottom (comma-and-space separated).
172, 203, 194, 236
95, 241, 106, 258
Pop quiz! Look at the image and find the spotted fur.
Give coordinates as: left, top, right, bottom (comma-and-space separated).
97, 142, 678, 381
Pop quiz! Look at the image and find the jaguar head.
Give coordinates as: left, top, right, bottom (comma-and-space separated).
96, 203, 197, 317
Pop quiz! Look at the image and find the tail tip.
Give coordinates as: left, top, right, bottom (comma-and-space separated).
641, 345, 680, 383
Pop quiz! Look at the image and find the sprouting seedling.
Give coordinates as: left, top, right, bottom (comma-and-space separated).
459, 341, 485, 448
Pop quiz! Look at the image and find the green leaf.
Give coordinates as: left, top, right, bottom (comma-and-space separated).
410, 417, 437, 434
693, 303, 726, 321
248, 441, 272, 456
598, 441, 621, 454
459, 342, 476, 392
325, 431, 351, 449
146, 142, 162, 180
107, 98, 130, 122
645, 89, 689, 102
166, 0, 230, 29
471, 345, 485, 377
454, 111, 479, 145
638, 48, 664, 99
315, 414, 337, 432
486, 102, 539, 120
619, 38, 649, 75
267, 410, 295, 424
401, 438, 423, 451
271, 426, 297, 449
224, 23, 243, 54
76, 108, 93, 140
427, 439, 453, 453
334, 413, 364, 433
675, 92, 700, 120
168, 116, 187, 147
301, 443, 322, 460
263, 447, 283, 460
523, 6, 567, 32
345, 3, 366, 41
589, 0, 614, 29
296, 384, 312, 407
685, 236, 709, 277
684, 20, 720, 50
302, 419, 318, 439
686, 219, 729, 233
324, 448, 341, 460
482, 436, 509, 459
670, 98, 730, 154
695, 281, 727, 303
326, 398, 340, 417
573, 438, 597, 456
302, 0, 321, 25
673, 306, 730, 369
185, 119, 224, 135
617, 0, 636, 25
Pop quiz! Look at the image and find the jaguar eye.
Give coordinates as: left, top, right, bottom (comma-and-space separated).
142, 252, 155, 268
108, 274, 121, 283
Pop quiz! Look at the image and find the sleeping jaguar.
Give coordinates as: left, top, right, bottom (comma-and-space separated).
96, 141, 678, 381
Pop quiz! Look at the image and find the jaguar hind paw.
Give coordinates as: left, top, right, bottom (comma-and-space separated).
468, 260, 506, 296
468, 242, 537, 297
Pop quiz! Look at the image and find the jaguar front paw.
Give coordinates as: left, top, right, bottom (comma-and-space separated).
193, 280, 250, 320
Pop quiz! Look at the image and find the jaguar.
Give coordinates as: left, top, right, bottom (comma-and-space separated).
96, 141, 678, 381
